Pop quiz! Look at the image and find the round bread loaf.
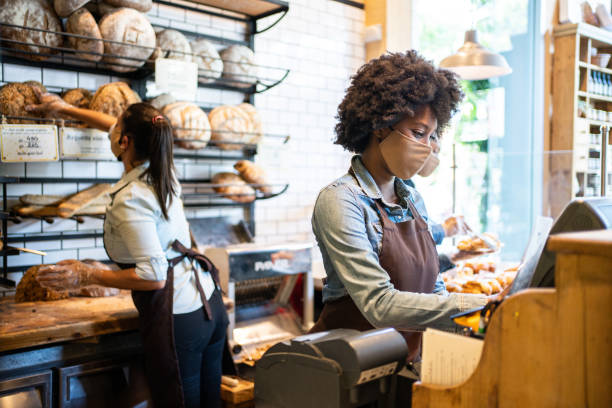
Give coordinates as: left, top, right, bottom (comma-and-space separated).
208, 105, 252, 150
212, 172, 256, 203
65, 8, 103, 62
61, 88, 92, 127
220, 45, 257, 87
89, 82, 141, 118
0, 0, 63, 62
104, 0, 152, 12
191, 39, 223, 83
162, 102, 211, 150
0, 82, 47, 124
99, 8, 155, 73
15, 265, 69, 302
234, 160, 270, 194
151, 29, 192, 62
237, 103, 263, 144
54, 0, 91, 18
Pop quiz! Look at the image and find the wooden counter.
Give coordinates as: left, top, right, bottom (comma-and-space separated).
412, 229, 612, 407
0, 291, 138, 352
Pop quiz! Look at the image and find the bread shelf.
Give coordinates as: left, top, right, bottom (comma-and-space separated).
0, 23, 290, 95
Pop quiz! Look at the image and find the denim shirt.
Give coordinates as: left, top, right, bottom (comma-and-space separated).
312, 156, 487, 331
104, 162, 215, 314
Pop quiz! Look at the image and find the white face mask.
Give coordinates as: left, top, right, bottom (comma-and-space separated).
108, 122, 123, 161
379, 129, 432, 179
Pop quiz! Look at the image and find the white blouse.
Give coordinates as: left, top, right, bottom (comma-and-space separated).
103, 163, 216, 314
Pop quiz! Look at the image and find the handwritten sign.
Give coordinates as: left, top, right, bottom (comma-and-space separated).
61, 127, 114, 160
1, 124, 58, 162
155, 58, 198, 102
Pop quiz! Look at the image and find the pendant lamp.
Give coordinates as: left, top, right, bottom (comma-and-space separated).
439, 29, 512, 80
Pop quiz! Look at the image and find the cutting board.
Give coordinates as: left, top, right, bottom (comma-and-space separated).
0, 291, 138, 352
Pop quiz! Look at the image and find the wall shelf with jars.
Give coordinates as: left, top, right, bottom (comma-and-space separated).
550, 23, 612, 217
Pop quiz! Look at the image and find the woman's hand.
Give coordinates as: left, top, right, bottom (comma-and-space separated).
36, 260, 96, 291
25, 86, 71, 116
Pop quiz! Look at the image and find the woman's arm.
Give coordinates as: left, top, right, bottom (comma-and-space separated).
25, 87, 116, 131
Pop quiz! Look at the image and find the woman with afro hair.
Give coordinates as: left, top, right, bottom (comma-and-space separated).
309, 51, 489, 362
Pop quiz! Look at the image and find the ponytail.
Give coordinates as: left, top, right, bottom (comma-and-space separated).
122, 103, 176, 219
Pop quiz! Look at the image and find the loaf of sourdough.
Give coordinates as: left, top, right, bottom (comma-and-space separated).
162, 102, 211, 150
208, 105, 252, 150
0, 82, 47, 124
151, 29, 192, 62
54, 0, 91, 18
98, 8, 155, 72
237, 103, 263, 144
65, 8, 103, 62
0, 0, 63, 62
220, 45, 257, 87
15, 265, 69, 302
234, 160, 271, 194
89, 82, 141, 118
191, 39, 223, 83
212, 172, 256, 203
104, 0, 152, 12
61, 88, 93, 127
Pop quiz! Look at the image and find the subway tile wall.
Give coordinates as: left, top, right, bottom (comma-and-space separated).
0, 0, 364, 291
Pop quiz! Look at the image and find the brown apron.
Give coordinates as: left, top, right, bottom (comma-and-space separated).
114, 240, 221, 408
310, 190, 439, 362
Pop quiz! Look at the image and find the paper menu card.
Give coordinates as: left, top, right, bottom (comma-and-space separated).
421, 328, 484, 386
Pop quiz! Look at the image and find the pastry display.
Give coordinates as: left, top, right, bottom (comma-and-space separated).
162, 102, 211, 149
220, 45, 257, 87
89, 81, 141, 118
54, 0, 91, 18
0, 0, 63, 62
98, 8, 156, 72
234, 160, 271, 194
191, 39, 223, 83
0, 82, 47, 124
443, 261, 518, 295
104, 0, 153, 12
212, 172, 256, 203
208, 104, 253, 150
65, 8, 104, 62
151, 29, 192, 62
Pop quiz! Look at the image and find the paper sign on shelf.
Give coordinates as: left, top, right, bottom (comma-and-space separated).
60, 127, 114, 160
155, 58, 198, 102
1, 124, 59, 162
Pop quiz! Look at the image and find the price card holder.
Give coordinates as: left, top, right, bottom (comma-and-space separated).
60, 127, 114, 160
1, 124, 59, 162
155, 58, 198, 102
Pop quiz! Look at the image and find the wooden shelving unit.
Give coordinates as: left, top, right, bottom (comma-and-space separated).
550, 23, 612, 217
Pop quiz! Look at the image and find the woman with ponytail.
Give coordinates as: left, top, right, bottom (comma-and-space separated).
27, 91, 228, 408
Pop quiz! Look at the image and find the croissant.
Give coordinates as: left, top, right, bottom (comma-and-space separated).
234, 160, 271, 194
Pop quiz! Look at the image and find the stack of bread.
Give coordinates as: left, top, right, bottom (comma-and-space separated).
211, 160, 271, 203
443, 261, 518, 295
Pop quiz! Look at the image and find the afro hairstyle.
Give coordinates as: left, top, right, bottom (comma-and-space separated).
334, 50, 464, 153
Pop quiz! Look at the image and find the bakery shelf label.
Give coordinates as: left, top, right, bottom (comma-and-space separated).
1, 124, 58, 162
155, 58, 198, 102
60, 127, 114, 160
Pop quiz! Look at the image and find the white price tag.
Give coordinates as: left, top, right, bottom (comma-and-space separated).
1, 124, 58, 162
155, 58, 198, 102
60, 127, 114, 160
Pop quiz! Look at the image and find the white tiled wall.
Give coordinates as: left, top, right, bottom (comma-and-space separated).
0, 0, 365, 290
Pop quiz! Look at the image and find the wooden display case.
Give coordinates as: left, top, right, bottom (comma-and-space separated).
550, 23, 612, 217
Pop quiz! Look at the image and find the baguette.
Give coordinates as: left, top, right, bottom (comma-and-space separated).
57, 184, 111, 218
20, 194, 110, 207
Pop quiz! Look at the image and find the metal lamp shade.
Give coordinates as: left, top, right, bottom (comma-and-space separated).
440, 30, 512, 80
